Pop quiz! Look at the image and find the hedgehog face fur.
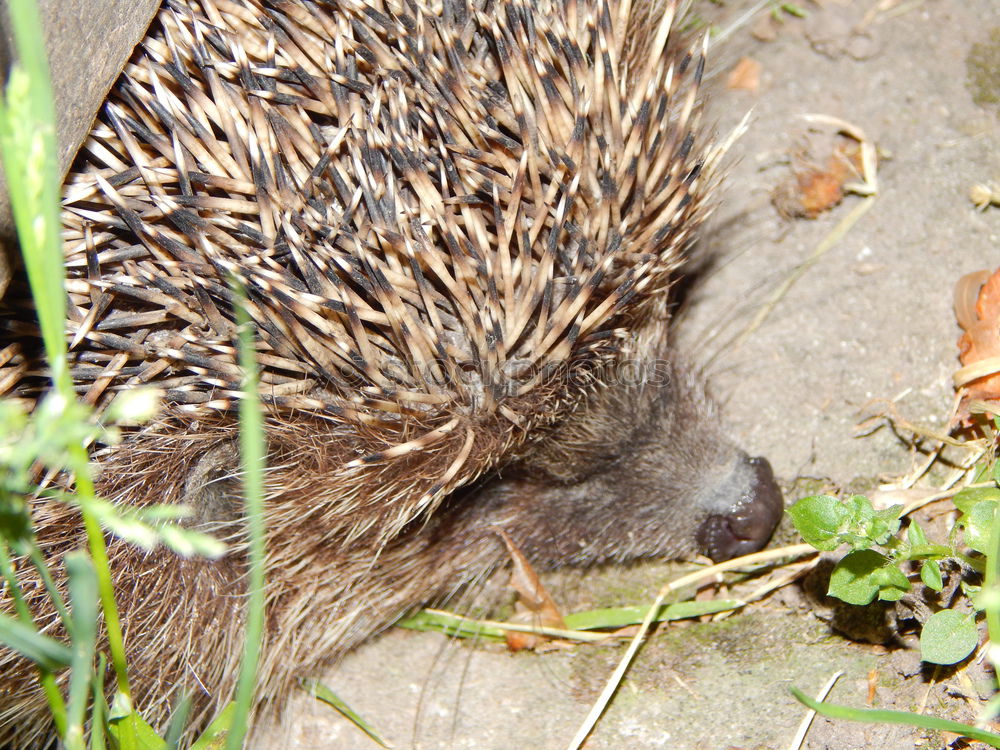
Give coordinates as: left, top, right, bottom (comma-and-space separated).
0, 0, 783, 744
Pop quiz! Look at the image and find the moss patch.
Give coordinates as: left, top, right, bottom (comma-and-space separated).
967, 28, 1000, 108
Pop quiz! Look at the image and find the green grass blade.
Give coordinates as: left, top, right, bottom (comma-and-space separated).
223, 283, 267, 750
0, 537, 68, 731
64, 551, 99, 750
790, 686, 1000, 748
0, 535, 35, 628
563, 599, 743, 630
0, 0, 66, 381
398, 597, 744, 640
27, 543, 72, 635
0, 0, 138, 734
304, 679, 390, 748
396, 609, 505, 639
985, 493, 1000, 666
89, 655, 107, 750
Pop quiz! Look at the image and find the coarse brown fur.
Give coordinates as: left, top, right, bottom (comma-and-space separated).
0, 0, 783, 745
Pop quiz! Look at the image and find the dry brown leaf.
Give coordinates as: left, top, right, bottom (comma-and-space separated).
726, 57, 761, 93
773, 138, 864, 219
866, 668, 878, 706
497, 529, 568, 651
956, 267, 1000, 422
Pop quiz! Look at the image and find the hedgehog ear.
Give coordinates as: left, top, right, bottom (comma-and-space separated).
180, 441, 245, 529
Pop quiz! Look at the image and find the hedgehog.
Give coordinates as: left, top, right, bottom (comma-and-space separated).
0, 0, 784, 745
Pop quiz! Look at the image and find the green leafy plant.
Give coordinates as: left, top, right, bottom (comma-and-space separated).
787, 452, 1000, 746
787, 483, 998, 665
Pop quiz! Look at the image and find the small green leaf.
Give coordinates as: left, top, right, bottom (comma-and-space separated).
0, 494, 32, 554
779, 3, 809, 18
954, 487, 1000, 514
829, 549, 895, 605
920, 560, 943, 591
107, 691, 167, 750
964, 581, 984, 600
829, 550, 882, 605
906, 521, 928, 547
972, 585, 1000, 614
971, 460, 993, 484
190, 703, 234, 750
962, 499, 999, 554
872, 563, 911, 602
850, 497, 902, 548
907, 543, 952, 560
0, 611, 72, 670
157, 524, 226, 560
163, 695, 192, 749
787, 494, 904, 552
787, 495, 850, 550
920, 609, 979, 665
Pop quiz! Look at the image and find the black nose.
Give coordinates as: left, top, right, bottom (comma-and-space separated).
695, 455, 784, 562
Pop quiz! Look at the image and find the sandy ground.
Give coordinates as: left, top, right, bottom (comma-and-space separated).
264, 1, 1000, 749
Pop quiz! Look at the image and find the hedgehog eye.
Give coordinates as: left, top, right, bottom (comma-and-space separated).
181, 443, 244, 528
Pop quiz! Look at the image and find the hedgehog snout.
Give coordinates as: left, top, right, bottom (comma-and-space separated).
694, 454, 783, 562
